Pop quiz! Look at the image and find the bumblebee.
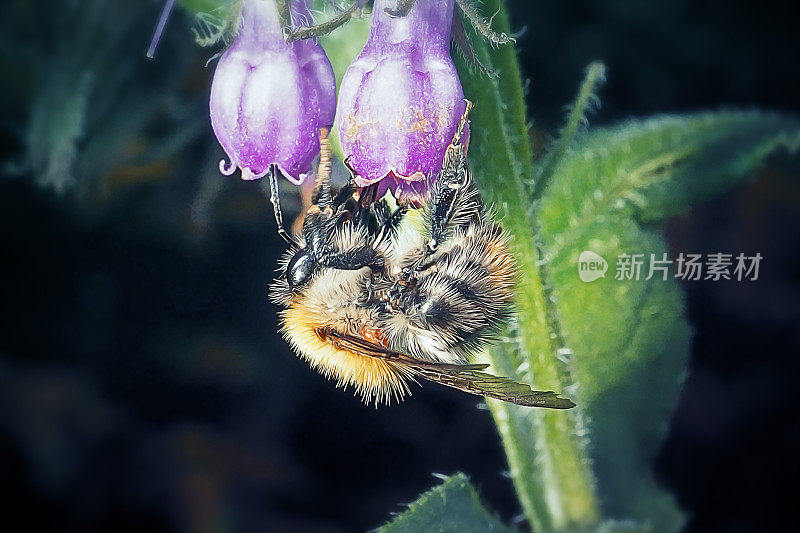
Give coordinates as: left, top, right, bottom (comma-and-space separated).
268, 103, 574, 408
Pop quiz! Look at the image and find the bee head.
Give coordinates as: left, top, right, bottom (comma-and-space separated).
283, 205, 339, 293
285, 248, 316, 292
271, 180, 376, 305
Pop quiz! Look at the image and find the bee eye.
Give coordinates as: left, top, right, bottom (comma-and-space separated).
286, 251, 315, 291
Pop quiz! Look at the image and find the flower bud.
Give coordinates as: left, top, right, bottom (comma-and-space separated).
210, 0, 336, 183
336, 0, 467, 205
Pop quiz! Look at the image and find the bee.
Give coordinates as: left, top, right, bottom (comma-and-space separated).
268, 102, 574, 408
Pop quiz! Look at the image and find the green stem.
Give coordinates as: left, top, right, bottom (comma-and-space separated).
455, 1, 601, 530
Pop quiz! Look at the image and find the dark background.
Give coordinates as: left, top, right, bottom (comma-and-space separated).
1, 0, 798, 531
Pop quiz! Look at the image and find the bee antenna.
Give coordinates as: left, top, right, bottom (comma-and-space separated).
313, 127, 333, 208
267, 165, 296, 244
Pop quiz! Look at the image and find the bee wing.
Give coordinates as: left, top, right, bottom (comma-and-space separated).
413, 366, 576, 409
318, 328, 575, 409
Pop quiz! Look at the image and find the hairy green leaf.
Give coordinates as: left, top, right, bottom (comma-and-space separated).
536, 111, 800, 529
380, 474, 513, 533
532, 61, 606, 198
540, 112, 800, 227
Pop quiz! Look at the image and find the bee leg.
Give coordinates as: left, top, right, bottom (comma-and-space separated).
311, 128, 333, 208
426, 182, 460, 253
415, 100, 475, 267
376, 201, 408, 241
413, 166, 470, 270
332, 182, 357, 210
320, 246, 384, 272
343, 156, 358, 180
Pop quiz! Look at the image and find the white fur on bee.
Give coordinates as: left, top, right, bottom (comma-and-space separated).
390, 219, 426, 269
331, 219, 367, 254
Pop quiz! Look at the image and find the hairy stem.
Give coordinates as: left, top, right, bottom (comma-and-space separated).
456, 0, 512, 46
451, 12, 493, 76
287, 0, 363, 42
454, 1, 600, 530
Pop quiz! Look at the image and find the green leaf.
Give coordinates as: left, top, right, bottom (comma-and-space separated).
536, 111, 800, 529
379, 474, 513, 533
178, 0, 230, 12
532, 61, 606, 198
540, 112, 800, 226
4, 0, 200, 195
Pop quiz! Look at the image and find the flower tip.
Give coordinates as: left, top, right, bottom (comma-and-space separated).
354, 169, 426, 188
276, 165, 308, 186
241, 167, 270, 181
219, 159, 237, 176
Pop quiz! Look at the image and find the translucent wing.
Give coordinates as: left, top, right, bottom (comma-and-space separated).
413, 366, 576, 409
318, 328, 575, 409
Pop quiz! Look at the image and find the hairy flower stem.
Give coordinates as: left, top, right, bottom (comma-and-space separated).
456, 0, 512, 46
287, 0, 365, 42
455, 1, 601, 531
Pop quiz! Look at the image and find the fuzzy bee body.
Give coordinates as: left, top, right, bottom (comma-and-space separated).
271, 181, 515, 403
268, 104, 574, 408
378, 214, 515, 363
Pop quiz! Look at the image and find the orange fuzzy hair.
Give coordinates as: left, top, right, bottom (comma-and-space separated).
279, 295, 415, 406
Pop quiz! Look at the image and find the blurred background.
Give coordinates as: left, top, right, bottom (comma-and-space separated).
1, 0, 798, 531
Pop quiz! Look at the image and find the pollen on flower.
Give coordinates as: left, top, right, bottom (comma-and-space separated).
411, 111, 432, 133
395, 106, 440, 135
342, 112, 379, 143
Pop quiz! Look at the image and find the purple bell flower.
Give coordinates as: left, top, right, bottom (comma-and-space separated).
336, 0, 467, 205
210, 0, 336, 183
